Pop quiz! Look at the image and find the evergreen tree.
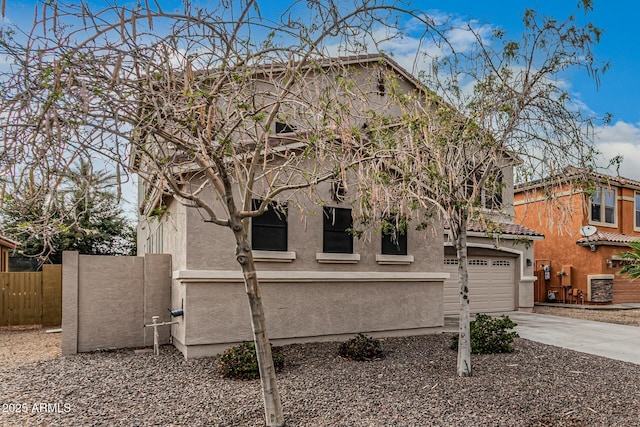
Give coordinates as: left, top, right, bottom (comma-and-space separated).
0, 160, 136, 265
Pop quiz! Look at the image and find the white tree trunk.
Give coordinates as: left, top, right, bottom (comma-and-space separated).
454, 212, 472, 377
231, 217, 284, 427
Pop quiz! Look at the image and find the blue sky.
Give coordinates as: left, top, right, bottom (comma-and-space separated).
3, 0, 639, 184
418, 0, 640, 179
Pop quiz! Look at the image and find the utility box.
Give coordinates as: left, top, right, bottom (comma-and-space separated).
560, 265, 572, 287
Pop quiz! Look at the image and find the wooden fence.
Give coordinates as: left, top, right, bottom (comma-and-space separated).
0, 265, 62, 327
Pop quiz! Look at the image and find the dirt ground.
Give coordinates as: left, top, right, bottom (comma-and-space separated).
0, 325, 62, 370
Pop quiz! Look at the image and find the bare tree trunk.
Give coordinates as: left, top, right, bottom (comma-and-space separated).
230, 214, 284, 427
454, 210, 472, 377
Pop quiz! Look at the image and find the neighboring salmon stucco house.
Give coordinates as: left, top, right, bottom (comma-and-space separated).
135, 54, 540, 359
515, 167, 640, 304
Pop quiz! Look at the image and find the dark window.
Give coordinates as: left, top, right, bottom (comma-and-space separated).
484, 171, 503, 210
591, 188, 602, 222
331, 180, 347, 202
377, 74, 386, 97
465, 177, 475, 200
635, 192, 640, 228
275, 122, 296, 134
323, 207, 353, 253
251, 199, 288, 251
381, 218, 407, 255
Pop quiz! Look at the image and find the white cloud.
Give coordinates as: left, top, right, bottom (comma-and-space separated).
321, 10, 495, 75
594, 121, 640, 179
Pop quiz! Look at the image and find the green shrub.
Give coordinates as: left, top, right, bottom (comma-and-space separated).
450, 314, 519, 354
216, 341, 285, 380
338, 333, 384, 361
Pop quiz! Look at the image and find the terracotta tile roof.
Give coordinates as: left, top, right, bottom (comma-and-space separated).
516, 166, 640, 192
577, 231, 640, 245
445, 221, 544, 238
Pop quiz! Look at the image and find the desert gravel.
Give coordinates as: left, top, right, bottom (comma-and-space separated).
2, 329, 640, 426
0, 326, 61, 370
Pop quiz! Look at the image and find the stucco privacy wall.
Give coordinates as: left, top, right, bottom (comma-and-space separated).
62, 252, 171, 354
171, 271, 445, 358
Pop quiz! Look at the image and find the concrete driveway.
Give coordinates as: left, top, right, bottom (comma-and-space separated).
444, 311, 640, 365
505, 312, 640, 365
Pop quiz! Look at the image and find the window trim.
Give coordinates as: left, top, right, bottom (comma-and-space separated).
635, 191, 640, 231
253, 250, 297, 263
316, 252, 361, 264
375, 254, 414, 265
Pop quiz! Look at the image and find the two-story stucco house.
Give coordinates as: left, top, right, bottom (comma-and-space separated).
514, 167, 640, 304
136, 54, 540, 358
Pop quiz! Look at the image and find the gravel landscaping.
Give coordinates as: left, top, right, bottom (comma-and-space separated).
2, 327, 640, 426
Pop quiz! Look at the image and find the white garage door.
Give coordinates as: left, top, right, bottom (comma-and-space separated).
444, 256, 516, 315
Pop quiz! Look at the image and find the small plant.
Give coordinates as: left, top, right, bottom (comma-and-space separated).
451, 314, 519, 354
338, 333, 384, 361
216, 341, 284, 380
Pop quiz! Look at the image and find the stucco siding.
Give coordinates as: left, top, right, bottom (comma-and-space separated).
172, 271, 444, 357
62, 252, 172, 355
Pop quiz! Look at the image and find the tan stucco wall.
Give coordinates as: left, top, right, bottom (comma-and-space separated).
137, 198, 188, 270
170, 271, 444, 358
62, 252, 172, 354
181, 174, 444, 273
185, 203, 443, 273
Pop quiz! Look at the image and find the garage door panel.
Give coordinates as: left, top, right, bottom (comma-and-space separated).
444, 256, 516, 315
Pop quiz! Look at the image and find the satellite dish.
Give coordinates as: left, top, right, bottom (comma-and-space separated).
579, 225, 597, 238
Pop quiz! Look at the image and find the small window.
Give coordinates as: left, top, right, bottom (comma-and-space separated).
604, 188, 615, 224
331, 180, 347, 202
251, 199, 288, 251
146, 235, 154, 254
484, 171, 503, 210
468, 259, 488, 266
377, 71, 386, 97
275, 122, 296, 134
591, 188, 602, 222
323, 207, 353, 254
155, 223, 163, 253
635, 192, 640, 228
381, 217, 408, 255
590, 187, 616, 225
